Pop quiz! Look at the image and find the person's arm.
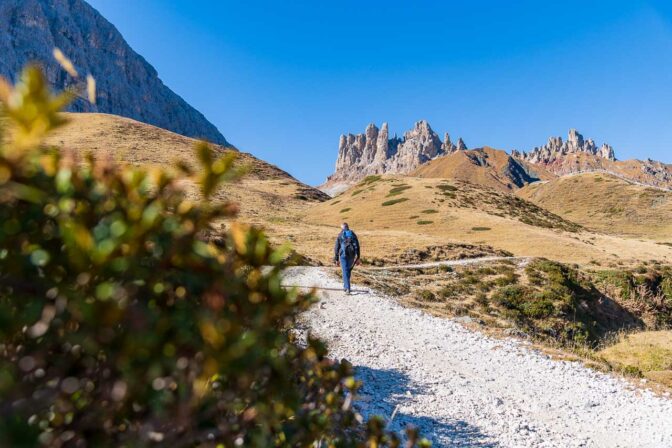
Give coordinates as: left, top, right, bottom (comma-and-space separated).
333, 233, 341, 262
353, 232, 361, 262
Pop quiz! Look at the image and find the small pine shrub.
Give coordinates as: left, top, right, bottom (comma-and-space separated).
360, 175, 382, 185
522, 298, 556, 319
492, 285, 528, 309
382, 198, 409, 206
418, 290, 437, 301
387, 185, 412, 197
474, 293, 489, 308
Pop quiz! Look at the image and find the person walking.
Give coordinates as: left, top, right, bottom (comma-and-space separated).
333, 222, 360, 295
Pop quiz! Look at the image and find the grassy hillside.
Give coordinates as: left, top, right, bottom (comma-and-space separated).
599, 331, 672, 387
413, 146, 555, 192
45, 113, 328, 226
518, 172, 672, 239
302, 175, 672, 266
43, 114, 672, 269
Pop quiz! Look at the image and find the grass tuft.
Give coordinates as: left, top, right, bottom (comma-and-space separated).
381, 198, 409, 207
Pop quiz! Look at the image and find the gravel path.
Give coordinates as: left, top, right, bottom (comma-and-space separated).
287, 265, 672, 448
365, 257, 530, 271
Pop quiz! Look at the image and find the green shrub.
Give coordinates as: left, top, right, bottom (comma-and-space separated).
460, 272, 481, 285
386, 185, 412, 197
351, 189, 364, 196
662, 277, 672, 303
340, 207, 352, 213
475, 267, 496, 276
471, 227, 491, 231
522, 298, 556, 319
421, 209, 438, 214
437, 184, 457, 192
474, 293, 489, 307
418, 290, 437, 301
360, 175, 381, 185
381, 198, 409, 206
492, 285, 528, 309
494, 271, 519, 287
417, 220, 433, 225
0, 66, 428, 447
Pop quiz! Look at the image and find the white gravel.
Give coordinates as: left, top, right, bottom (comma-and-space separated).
287, 265, 672, 448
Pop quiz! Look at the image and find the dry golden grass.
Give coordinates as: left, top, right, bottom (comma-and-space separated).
44, 113, 672, 270
44, 113, 328, 227
39, 112, 672, 391
303, 175, 672, 266
518, 172, 672, 240
599, 331, 672, 387
413, 146, 555, 192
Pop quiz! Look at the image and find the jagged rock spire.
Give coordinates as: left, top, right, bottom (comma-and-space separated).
518, 129, 617, 164
329, 120, 466, 182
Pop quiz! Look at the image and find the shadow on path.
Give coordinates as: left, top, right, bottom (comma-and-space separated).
355, 366, 498, 448
281, 285, 370, 294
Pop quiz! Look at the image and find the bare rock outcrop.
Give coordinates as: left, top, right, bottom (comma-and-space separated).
326, 120, 467, 186
514, 129, 616, 165
0, 0, 229, 145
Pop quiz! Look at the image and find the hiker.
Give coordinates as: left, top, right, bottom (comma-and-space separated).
333, 222, 360, 294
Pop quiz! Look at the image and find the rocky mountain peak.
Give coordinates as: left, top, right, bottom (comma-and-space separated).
326, 121, 468, 185
515, 129, 617, 165
0, 0, 229, 146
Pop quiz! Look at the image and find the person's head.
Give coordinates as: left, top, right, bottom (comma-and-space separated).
341, 222, 349, 231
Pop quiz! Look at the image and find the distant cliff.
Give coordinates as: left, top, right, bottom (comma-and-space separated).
0, 0, 229, 146
322, 123, 672, 195
328, 120, 466, 184
512, 129, 614, 167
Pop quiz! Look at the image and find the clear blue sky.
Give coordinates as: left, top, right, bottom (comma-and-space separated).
88, 0, 672, 186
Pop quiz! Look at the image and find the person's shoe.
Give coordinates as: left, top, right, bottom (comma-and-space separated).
345, 289, 351, 295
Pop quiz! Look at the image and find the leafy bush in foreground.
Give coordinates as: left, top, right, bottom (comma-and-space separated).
0, 66, 429, 447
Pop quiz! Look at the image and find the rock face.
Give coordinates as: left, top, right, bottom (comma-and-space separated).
0, 0, 228, 146
329, 120, 467, 185
511, 129, 672, 190
513, 129, 615, 165
324, 124, 672, 196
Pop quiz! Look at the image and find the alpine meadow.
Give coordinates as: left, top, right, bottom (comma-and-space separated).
1, 1, 672, 447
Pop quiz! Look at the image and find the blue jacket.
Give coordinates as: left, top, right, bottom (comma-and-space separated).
334, 229, 360, 261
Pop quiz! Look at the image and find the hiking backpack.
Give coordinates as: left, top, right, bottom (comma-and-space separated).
340, 230, 357, 258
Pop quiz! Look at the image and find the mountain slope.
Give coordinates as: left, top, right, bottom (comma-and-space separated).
303, 175, 672, 266
412, 146, 555, 192
518, 172, 672, 239
45, 113, 327, 224
0, 0, 228, 145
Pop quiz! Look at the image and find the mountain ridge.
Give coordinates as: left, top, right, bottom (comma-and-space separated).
322, 122, 672, 195
0, 0, 229, 146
